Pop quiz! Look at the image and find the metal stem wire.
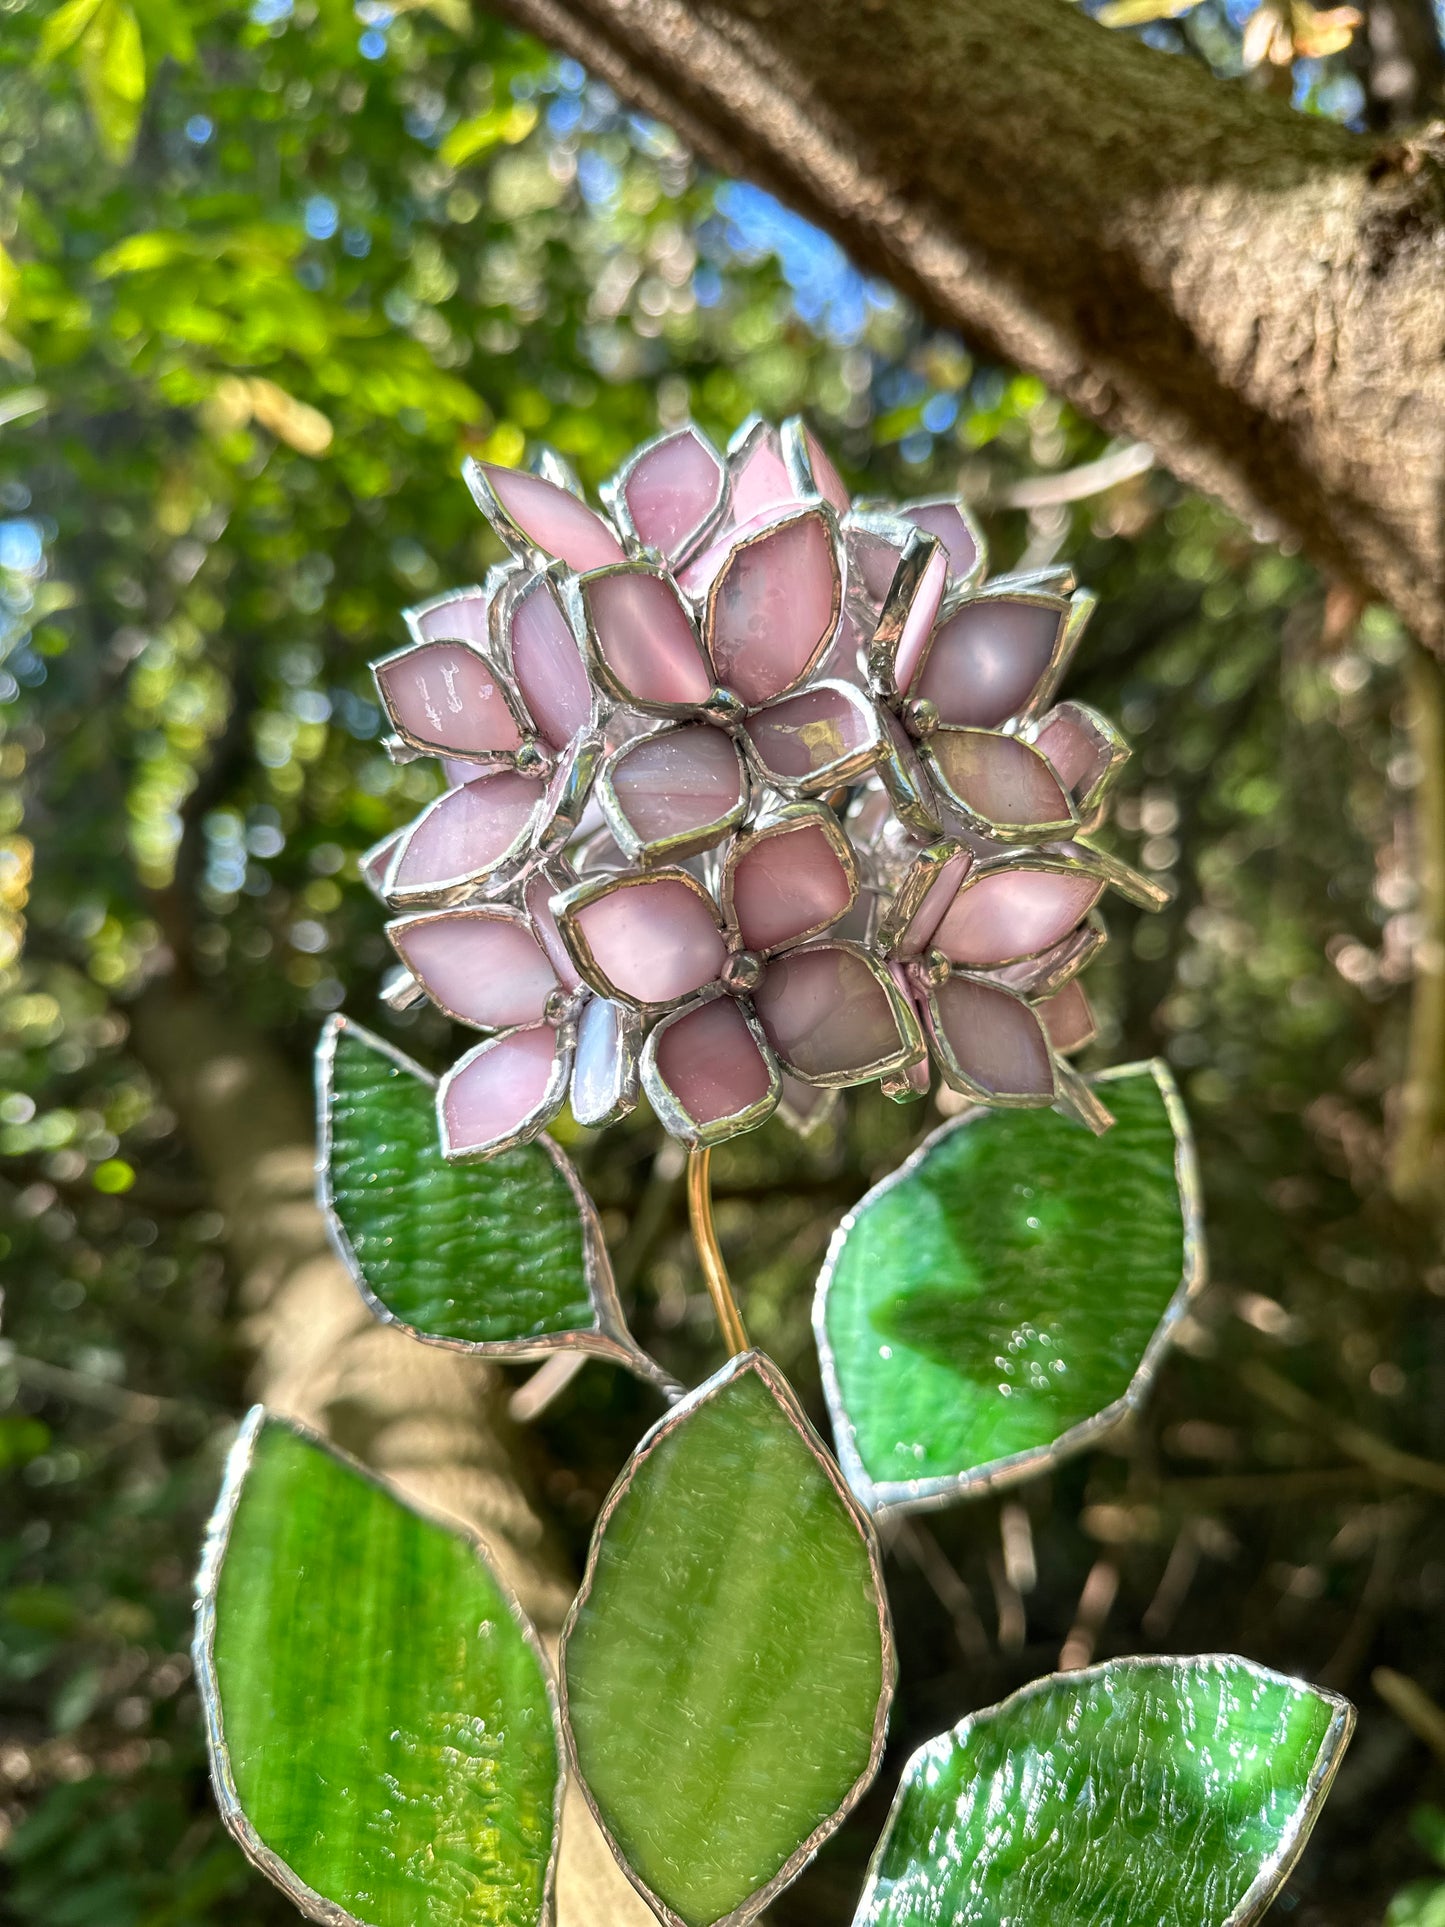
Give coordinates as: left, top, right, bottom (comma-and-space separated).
686, 1146, 749, 1357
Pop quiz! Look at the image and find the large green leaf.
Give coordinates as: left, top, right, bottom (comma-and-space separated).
195, 1410, 561, 1927
561, 1352, 893, 1927
317, 1015, 674, 1391
855, 1655, 1353, 1927
814, 1060, 1202, 1514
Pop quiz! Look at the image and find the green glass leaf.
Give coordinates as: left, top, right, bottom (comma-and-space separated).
195, 1409, 561, 1927
561, 1351, 894, 1927
318, 1015, 674, 1391
815, 1059, 1202, 1514
855, 1655, 1354, 1927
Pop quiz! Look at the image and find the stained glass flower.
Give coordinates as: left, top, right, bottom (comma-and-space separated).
361, 415, 1164, 1158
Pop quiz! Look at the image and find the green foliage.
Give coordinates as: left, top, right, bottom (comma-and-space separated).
858, 1657, 1350, 1926
817, 1063, 1194, 1510
204, 1414, 558, 1927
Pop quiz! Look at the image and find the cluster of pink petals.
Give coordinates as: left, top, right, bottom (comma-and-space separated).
361, 417, 1166, 1158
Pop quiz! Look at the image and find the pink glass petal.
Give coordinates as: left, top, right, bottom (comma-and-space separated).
744, 684, 879, 787
914, 597, 1064, 726
730, 821, 854, 953
608, 726, 744, 851
1038, 980, 1097, 1054
375, 643, 523, 757
623, 428, 726, 559
390, 771, 544, 895
929, 730, 1074, 831
930, 976, 1055, 1098
1031, 708, 1120, 808
584, 570, 712, 709
800, 428, 849, 513
653, 997, 774, 1130
933, 869, 1104, 968
572, 877, 726, 1005
707, 512, 840, 707
413, 592, 489, 646
360, 830, 403, 902
893, 543, 949, 694
474, 462, 624, 572
753, 944, 905, 1081
883, 976, 932, 1096
896, 848, 974, 956
730, 427, 796, 522
525, 870, 584, 991
507, 580, 591, 751
391, 913, 558, 1030
440, 1024, 564, 1157
571, 995, 635, 1127
904, 503, 981, 582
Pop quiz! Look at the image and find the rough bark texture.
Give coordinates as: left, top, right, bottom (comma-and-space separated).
128, 986, 658, 1927
490, 0, 1445, 647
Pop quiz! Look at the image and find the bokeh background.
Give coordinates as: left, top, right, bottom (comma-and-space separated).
2, 2, 1444, 1921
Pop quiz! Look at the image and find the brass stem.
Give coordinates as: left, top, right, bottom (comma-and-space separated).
686, 1146, 749, 1357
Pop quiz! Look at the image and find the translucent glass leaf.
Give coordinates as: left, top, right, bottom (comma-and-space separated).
561, 1352, 893, 1927
317, 1015, 673, 1390
195, 1411, 562, 1927
855, 1655, 1353, 1927
814, 1061, 1203, 1513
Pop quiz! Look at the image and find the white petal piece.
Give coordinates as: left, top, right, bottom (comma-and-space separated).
571, 995, 641, 1129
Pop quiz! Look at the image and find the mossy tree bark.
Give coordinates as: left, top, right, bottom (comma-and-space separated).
491, 0, 1445, 650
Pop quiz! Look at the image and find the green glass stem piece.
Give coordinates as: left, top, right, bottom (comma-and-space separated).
317, 1014, 675, 1393
194, 1410, 561, 1927
561, 1351, 894, 1927
856, 1655, 1354, 1927
815, 1059, 1203, 1514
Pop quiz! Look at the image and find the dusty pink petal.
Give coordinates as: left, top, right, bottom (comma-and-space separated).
524, 870, 584, 991
413, 591, 490, 646
933, 869, 1104, 968
893, 543, 950, 695
607, 726, 744, 852
375, 642, 522, 757
623, 427, 726, 559
799, 427, 850, 513
929, 729, 1074, 831
707, 511, 840, 706
988, 921, 1104, 996
730, 426, 796, 522
571, 995, 636, 1127
886, 967, 933, 1094
584, 569, 712, 709
439, 1023, 565, 1157
895, 848, 974, 956
903, 503, 981, 582
507, 580, 591, 750
1030, 707, 1122, 810
390, 771, 544, 896
929, 976, 1055, 1098
1038, 980, 1097, 1054
572, 876, 726, 1005
391, 912, 558, 1030
744, 683, 880, 788
360, 830, 404, 902
753, 944, 906, 1081
913, 597, 1063, 726
653, 997, 775, 1131
474, 462, 624, 572
729, 820, 854, 953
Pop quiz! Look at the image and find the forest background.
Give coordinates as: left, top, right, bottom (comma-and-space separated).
2, 0, 1445, 1921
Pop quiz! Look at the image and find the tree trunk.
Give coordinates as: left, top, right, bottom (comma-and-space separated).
128, 984, 658, 1926
490, 0, 1445, 648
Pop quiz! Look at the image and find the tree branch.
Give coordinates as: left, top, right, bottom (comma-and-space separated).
488, 0, 1445, 647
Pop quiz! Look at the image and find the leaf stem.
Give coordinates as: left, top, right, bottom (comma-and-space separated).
686, 1147, 749, 1357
